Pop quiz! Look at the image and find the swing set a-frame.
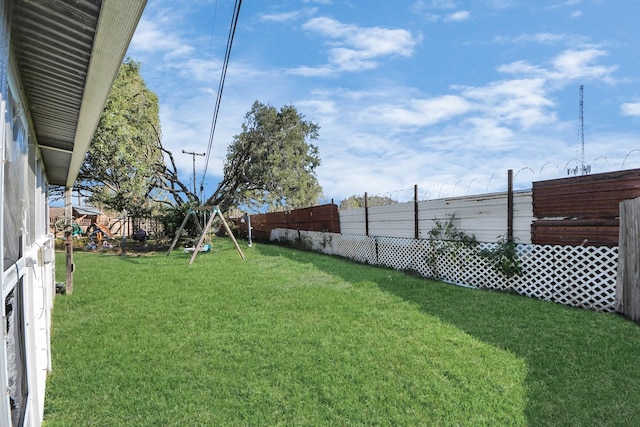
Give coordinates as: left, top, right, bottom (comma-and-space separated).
166, 2, 246, 264
166, 205, 245, 264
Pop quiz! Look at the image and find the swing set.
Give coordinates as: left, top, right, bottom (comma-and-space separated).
167, 1, 246, 265
166, 205, 245, 264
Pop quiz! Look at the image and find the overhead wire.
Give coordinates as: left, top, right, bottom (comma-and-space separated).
200, 0, 243, 199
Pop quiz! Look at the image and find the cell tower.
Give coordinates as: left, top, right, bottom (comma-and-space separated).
569, 84, 591, 175
579, 84, 584, 163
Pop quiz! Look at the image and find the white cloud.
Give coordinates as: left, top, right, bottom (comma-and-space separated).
463, 117, 515, 146
302, 17, 419, 72
549, 0, 582, 8
179, 58, 219, 82
621, 102, 640, 117
411, 1, 469, 22
411, 0, 457, 13
130, 18, 193, 59
360, 95, 472, 127
498, 60, 546, 76
287, 65, 335, 77
460, 78, 555, 129
500, 32, 568, 45
486, 0, 515, 9
259, 8, 317, 23
445, 10, 470, 22
550, 48, 617, 83
296, 99, 338, 124
430, 0, 458, 8
498, 48, 617, 85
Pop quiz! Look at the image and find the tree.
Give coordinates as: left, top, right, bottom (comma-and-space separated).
339, 194, 398, 209
75, 58, 165, 217
73, 72, 323, 225
73, 58, 200, 218
206, 101, 323, 212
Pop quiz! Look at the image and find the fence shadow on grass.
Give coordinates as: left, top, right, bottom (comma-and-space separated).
255, 243, 640, 426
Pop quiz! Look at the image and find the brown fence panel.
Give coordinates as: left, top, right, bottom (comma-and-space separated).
532, 168, 640, 246
238, 204, 340, 241
533, 168, 640, 218
531, 218, 619, 247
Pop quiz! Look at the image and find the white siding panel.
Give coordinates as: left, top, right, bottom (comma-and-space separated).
339, 191, 533, 243
338, 209, 366, 235
513, 192, 533, 244
368, 203, 415, 238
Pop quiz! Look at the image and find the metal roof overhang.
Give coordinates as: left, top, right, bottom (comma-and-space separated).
10, 0, 147, 187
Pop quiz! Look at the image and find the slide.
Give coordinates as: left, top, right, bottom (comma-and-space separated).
95, 223, 114, 239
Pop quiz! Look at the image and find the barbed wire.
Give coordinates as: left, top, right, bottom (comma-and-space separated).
339, 153, 640, 207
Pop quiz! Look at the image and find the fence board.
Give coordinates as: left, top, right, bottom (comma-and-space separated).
339, 209, 366, 235
532, 169, 640, 246
616, 198, 640, 321
531, 219, 619, 247
368, 203, 415, 239
533, 168, 640, 218
238, 204, 339, 241
339, 191, 533, 243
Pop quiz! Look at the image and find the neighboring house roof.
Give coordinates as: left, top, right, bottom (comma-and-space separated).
10, 0, 147, 187
49, 206, 103, 218
73, 206, 103, 216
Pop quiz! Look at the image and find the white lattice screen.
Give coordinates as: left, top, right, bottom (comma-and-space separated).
270, 229, 618, 312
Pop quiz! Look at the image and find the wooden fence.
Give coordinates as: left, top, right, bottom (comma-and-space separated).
237, 204, 340, 241
616, 197, 640, 322
339, 168, 640, 247
532, 168, 640, 247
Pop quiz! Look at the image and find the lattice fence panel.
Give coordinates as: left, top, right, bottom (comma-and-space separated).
274, 230, 377, 265
509, 244, 557, 302
271, 230, 618, 312
548, 245, 617, 311
330, 234, 376, 264
376, 237, 421, 271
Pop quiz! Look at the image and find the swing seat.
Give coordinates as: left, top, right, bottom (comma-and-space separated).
184, 243, 211, 253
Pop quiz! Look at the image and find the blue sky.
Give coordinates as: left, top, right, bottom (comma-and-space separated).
127, 0, 640, 204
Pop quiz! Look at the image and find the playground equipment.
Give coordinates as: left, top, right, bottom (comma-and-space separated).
183, 243, 211, 253
85, 223, 115, 250
54, 216, 84, 238
95, 223, 114, 239
167, 205, 244, 263
165, 207, 204, 253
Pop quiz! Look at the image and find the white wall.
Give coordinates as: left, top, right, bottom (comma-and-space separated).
340, 191, 533, 244
0, 52, 55, 427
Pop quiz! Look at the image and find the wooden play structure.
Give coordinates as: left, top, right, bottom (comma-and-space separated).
167, 205, 245, 264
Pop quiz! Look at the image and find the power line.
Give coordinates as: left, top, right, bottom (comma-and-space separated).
200, 0, 243, 197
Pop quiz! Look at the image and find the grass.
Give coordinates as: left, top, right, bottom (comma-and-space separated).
44, 239, 640, 426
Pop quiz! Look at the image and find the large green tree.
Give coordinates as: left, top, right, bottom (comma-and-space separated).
74, 66, 323, 221
77, 58, 163, 217
206, 101, 323, 212
76, 58, 197, 217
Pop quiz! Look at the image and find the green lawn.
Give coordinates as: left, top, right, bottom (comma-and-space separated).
44, 239, 640, 426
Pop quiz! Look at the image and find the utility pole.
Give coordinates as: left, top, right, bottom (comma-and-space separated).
182, 149, 205, 195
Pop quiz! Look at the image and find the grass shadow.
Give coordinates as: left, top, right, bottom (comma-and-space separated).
256, 242, 640, 426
